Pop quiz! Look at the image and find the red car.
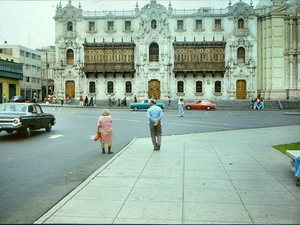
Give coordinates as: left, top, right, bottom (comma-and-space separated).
184, 100, 217, 110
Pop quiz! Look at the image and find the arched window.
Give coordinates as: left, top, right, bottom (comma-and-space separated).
237, 47, 245, 63
196, 81, 202, 93
215, 81, 221, 93
107, 81, 114, 94
151, 20, 157, 29
149, 42, 159, 62
125, 81, 132, 93
89, 81, 95, 93
238, 18, 244, 29
66, 49, 74, 65
177, 81, 184, 93
67, 21, 73, 31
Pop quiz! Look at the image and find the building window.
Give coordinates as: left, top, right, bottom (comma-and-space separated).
149, 42, 159, 62
237, 47, 245, 63
238, 18, 244, 29
89, 21, 95, 32
215, 81, 221, 93
107, 81, 114, 94
177, 20, 184, 30
214, 19, 221, 30
196, 19, 202, 30
89, 81, 95, 93
107, 21, 114, 31
151, 20, 157, 29
66, 49, 74, 65
125, 21, 131, 31
177, 81, 184, 93
196, 81, 202, 93
125, 81, 132, 93
67, 21, 73, 31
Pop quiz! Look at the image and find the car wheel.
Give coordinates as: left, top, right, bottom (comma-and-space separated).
24, 127, 32, 137
45, 122, 52, 132
187, 106, 191, 110
133, 107, 138, 111
206, 106, 211, 110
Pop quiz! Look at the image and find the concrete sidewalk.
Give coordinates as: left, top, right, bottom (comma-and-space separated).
35, 126, 300, 224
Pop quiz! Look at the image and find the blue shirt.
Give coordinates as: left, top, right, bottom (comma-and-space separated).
147, 105, 163, 123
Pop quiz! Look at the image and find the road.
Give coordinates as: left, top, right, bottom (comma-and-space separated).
0, 107, 300, 223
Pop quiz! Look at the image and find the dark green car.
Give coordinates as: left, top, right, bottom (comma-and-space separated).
0, 103, 56, 137
129, 99, 165, 111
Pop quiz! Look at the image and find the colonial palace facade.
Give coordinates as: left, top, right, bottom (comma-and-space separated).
53, 0, 299, 101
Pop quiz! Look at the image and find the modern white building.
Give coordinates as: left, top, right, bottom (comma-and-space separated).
0, 45, 42, 100
53, 0, 258, 102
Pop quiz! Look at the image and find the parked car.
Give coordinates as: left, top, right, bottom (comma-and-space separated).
129, 99, 165, 111
11, 96, 25, 102
0, 103, 56, 137
184, 100, 217, 110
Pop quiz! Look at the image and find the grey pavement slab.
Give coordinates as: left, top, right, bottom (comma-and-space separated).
35, 125, 300, 224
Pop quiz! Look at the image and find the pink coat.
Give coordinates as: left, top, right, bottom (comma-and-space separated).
98, 115, 113, 144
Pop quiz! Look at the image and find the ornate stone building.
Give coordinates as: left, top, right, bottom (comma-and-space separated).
256, 0, 300, 100
53, 0, 258, 101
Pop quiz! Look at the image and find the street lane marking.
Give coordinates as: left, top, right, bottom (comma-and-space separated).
49, 135, 65, 139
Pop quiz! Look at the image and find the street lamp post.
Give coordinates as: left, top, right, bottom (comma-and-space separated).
45, 51, 49, 98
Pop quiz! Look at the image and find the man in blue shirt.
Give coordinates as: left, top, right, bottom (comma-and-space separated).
147, 99, 163, 151
295, 156, 300, 186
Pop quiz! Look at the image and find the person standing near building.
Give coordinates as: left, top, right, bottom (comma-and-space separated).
3, 94, 7, 103
178, 98, 185, 117
89, 97, 94, 107
147, 99, 163, 151
108, 95, 112, 107
84, 96, 88, 106
97, 109, 113, 154
134, 95, 138, 103
168, 96, 171, 108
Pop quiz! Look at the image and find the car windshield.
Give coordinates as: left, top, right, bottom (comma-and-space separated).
0, 104, 27, 114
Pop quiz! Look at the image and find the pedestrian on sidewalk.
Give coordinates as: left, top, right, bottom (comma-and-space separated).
295, 156, 300, 186
89, 97, 94, 107
97, 109, 113, 154
84, 96, 88, 106
178, 98, 185, 117
147, 99, 163, 151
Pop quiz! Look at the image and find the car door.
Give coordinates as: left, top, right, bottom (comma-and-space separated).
36, 104, 47, 129
194, 101, 201, 109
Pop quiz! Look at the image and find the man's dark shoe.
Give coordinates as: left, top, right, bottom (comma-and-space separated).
102, 148, 106, 154
296, 179, 300, 186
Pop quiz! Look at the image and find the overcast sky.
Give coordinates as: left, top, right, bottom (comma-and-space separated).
0, 0, 258, 49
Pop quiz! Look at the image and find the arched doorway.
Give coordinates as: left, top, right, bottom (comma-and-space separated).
148, 80, 160, 99
236, 80, 247, 99
65, 81, 75, 98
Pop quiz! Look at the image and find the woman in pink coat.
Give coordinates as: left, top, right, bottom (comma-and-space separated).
98, 109, 113, 154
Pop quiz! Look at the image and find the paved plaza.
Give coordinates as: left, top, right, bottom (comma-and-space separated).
35, 125, 300, 224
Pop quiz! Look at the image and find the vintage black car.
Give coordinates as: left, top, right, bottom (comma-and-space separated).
0, 103, 56, 137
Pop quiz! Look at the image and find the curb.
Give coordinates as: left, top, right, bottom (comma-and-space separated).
34, 137, 138, 224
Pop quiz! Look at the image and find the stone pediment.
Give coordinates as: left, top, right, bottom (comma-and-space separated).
54, 1, 83, 22
139, 0, 168, 17
228, 1, 256, 20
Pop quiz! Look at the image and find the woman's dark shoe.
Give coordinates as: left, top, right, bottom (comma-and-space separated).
107, 147, 113, 154
102, 148, 106, 154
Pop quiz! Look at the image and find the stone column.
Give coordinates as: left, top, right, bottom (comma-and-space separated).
290, 55, 294, 89
298, 18, 300, 89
